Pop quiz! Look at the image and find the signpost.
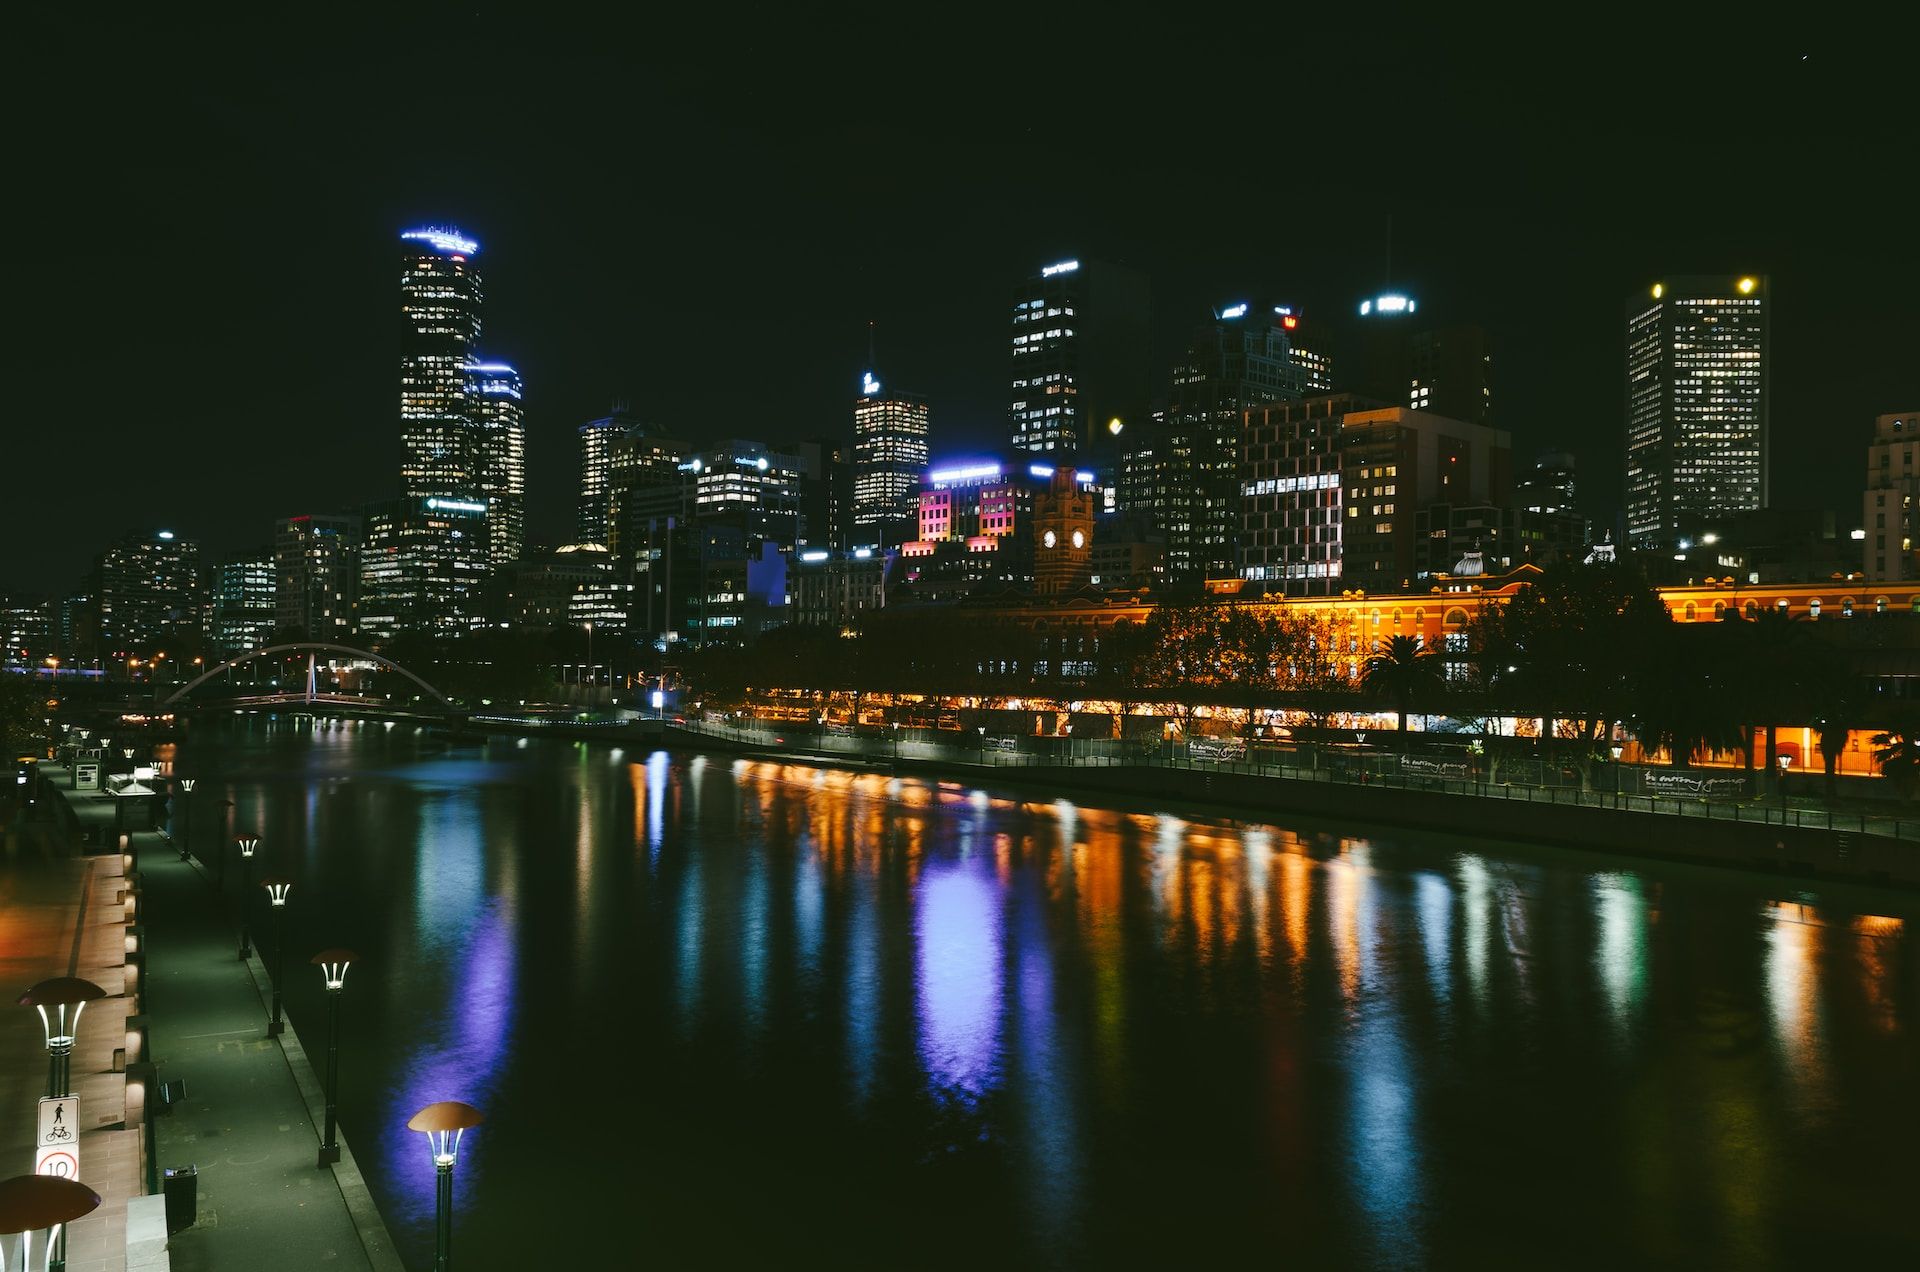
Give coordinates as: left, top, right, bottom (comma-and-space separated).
74, 764, 101, 792
35, 1096, 80, 1180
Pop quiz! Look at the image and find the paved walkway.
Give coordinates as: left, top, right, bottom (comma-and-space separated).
140, 823, 400, 1271
2, 781, 141, 1271
8, 764, 402, 1271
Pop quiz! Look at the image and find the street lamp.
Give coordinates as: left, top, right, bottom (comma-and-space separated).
310, 949, 356, 1167
1610, 744, 1624, 798
17, 978, 107, 1099
1776, 753, 1793, 812
260, 876, 293, 1038
235, 836, 260, 960
176, 778, 196, 861
407, 1101, 484, 1272
0, 1175, 101, 1272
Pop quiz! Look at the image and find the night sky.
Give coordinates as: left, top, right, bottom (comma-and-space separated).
9, 14, 1914, 595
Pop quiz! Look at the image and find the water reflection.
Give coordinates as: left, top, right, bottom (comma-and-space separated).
187, 723, 1920, 1268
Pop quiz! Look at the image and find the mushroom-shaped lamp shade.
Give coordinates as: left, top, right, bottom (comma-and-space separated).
0, 1174, 101, 1234
407, 1101, 484, 1167
236, 835, 260, 859
261, 875, 293, 908
178, 778, 195, 793
311, 948, 357, 992
17, 978, 107, 1049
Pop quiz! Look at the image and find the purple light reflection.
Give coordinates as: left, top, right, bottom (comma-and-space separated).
915, 856, 1004, 1103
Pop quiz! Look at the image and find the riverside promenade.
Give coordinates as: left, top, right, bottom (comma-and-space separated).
4, 766, 402, 1271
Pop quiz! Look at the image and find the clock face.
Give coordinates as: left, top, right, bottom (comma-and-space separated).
1071, 529, 1085, 549
1043, 530, 1057, 549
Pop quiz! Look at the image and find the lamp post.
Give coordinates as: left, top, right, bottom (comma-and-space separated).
1776, 753, 1793, 813
235, 836, 260, 960
17, 978, 106, 1098
407, 1101, 483, 1272
1610, 744, 1624, 800
310, 949, 356, 1167
176, 778, 196, 861
260, 876, 292, 1038
0, 1175, 101, 1272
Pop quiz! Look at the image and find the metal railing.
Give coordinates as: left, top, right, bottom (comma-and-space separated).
673, 718, 1920, 844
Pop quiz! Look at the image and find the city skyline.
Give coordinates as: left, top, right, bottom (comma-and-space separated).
7, 18, 1913, 594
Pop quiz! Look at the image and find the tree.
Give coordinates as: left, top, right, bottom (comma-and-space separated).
1143, 601, 1225, 735
1626, 620, 1745, 768
1218, 605, 1286, 737
1092, 619, 1156, 738
1360, 634, 1442, 752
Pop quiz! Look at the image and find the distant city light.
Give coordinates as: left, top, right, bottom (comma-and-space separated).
426, 498, 486, 513
1220, 302, 1248, 319
852, 548, 873, 559
157, 530, 175, 540
1028, 463, 1055, 479
1851, 528, 1867, 540
798, 550, 830, 562
1075, 471, 1096, 485
1360, 293, 1415, 316
861, 372, 881, 396
1652, 283, 1664, 299
401, 227, 479, 256
1107, 417, 1124, 436
1738, 277, 1757, 294
1041, 259, 1080, 277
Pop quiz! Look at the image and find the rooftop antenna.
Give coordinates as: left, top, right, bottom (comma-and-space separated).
867, 319, 877, 373
1383, 212, 1394, 291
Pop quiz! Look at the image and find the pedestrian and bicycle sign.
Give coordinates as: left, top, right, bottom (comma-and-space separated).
35, 1096, 80, 1178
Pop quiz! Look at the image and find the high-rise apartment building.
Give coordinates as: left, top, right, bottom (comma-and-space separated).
209, 553, 276, 655
852, 371, 929, 543
1625, 275, 1769, 550
577, 407, 647, 544
356, 496, 490, 639
1129, 303, 1332, 583
91, 529, 204, 652
274, 514, 361, 642
467, 361, 526, 565
399, 227, 485, 496
1239, 395, 1511, 592
1863, 411, 1920, 583
1008, 257, 1152, 457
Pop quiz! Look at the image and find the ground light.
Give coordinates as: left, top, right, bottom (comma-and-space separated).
407, 1101, 483, 1272
17, 978, 106, 1098
311, 949, 356, 1167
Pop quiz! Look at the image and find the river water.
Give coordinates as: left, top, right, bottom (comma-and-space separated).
176, 717, 1918, 1268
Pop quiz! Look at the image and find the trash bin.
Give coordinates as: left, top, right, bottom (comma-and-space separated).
162, 1165, 197, 1233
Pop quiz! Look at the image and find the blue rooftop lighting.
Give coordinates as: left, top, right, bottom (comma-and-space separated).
402, 227, 479, 256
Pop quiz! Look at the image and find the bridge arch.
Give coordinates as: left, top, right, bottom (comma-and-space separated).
162, 643, 454, 710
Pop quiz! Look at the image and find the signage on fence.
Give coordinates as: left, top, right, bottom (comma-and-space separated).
1189, 740, 1248, 761
1401, 755, 1470, 780
825, 723, 855, 738
35, 1096, 79, 1179
74, 763, 100, 791
1639, 770, 1747, 798
982, 736, 1019, 753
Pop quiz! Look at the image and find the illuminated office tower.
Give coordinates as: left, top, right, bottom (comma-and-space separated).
356, 496, 490, 638
468, 361, 526, 565
852, 370, 929, 543
1009, 257, 1151, 457
209, 552, 276, 655
1625, 275, 1769, 550
577, 407, 646, 544
399, 227, 484, 495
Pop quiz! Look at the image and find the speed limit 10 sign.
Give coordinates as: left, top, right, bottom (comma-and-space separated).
36, 1096, 80, 1179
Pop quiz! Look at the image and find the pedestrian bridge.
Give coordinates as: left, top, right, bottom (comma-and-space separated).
161, 643, 456, 713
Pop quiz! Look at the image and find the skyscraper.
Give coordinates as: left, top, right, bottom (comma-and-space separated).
90, 529, 203, 652
209, 552, 276, 655
1008, 257, 1151, 457
1130, 302, 1331, 583
1353, 293, 1494, 426
356, 496, 490, 639
852, 370, 929, 543
467, 361, 526, 565
577, 407, 647, 544
399, 227, 484, 496
1625, 275, 1769, 550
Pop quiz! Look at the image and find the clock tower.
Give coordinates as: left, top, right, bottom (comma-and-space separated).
1034, 466, 1094, 595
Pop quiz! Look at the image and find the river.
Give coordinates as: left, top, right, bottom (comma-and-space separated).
175, 717, 1919, 1268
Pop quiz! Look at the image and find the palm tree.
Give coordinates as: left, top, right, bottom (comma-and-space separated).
1361, 634, 1442, 752
1872, 711, 1920, 800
